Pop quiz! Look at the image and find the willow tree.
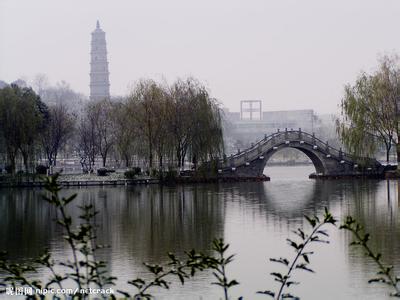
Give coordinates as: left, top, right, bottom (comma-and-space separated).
168, 78, 224, 169
126, 78, 225, 171
169, 78, 200, 168
0, 84, 48, 173
128, 79, 167, 169
187, 87, 224, 168
0, 86, 20, 172
337, 56, 400, 164
111, 101, 136, 167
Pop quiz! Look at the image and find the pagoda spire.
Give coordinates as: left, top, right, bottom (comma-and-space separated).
89, 21, 110, 101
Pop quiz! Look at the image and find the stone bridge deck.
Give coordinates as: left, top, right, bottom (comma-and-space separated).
217, 129, 384, 179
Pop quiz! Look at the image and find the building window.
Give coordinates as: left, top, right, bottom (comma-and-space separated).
240, 100, 262, 121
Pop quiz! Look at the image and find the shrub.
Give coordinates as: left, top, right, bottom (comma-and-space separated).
97, 168, 108, 176
124, 167, 141, 179
132, 167, 141, 175
163, 169, 178, 182
124, 170, 136, 179
151, 168, 159, 178
36, 165, 48, 175
4, 165, 12, 174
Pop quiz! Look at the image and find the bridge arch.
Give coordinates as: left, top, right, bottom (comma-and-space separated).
260, 145, 326, 175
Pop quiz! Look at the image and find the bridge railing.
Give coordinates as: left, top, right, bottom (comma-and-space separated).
221, 129, 376, 169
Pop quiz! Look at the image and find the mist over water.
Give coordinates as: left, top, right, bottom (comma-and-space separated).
1, 166, 399, 299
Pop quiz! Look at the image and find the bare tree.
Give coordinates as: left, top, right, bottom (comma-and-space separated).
77, 114, 97, 173
32, 73, 49, 99
40, 103, 76, 166
86, 99, 114, 167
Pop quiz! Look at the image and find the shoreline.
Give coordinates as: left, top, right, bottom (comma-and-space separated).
0, 174, 271, 188
2, 169, 400, 188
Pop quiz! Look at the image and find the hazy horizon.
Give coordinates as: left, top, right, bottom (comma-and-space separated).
1, 0, 400, 114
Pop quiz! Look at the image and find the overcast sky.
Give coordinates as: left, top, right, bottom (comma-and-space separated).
1, 0, 400, 114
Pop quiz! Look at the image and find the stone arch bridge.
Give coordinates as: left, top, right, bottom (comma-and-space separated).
217, 129, 384, 179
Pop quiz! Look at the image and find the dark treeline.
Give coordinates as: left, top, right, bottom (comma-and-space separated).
0, 77, 224, 174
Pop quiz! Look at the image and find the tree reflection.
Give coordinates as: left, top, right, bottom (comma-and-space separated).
0, 188, 59, 261
2, 178, 399, 298
341, 180, 400, 274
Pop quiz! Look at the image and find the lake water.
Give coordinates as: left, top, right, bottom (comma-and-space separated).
1, 165, 399, 299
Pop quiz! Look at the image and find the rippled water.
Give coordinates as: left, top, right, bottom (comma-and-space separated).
1, 166, 399, 299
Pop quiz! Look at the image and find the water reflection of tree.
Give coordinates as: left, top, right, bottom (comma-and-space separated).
5, 180, 398, 298
66, 185, 225, 269
342, 180, 400, 272
0, 188, 59, 261
1, 185, 225, 286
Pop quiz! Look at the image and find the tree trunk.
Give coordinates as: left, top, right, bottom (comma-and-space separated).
124, 154, 130, 168
397, 143, 400, 170
192, 154, 198, 171
7, 152, 16, 174
148, 141, 153, 169
102, 155, 106, 167
181, 148, 187, 170
159, 154, 163, 170
176, 147, 181, 168
176, 150, 180, 168
22, 152, 29, 173
386, 147, 390, 164
47, 151, 53, 167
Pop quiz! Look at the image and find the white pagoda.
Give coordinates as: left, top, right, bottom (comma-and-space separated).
90, 20, 110, 101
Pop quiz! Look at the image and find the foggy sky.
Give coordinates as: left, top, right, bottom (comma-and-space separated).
1, 0, 400, 114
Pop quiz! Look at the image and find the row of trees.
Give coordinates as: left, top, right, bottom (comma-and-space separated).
0, 84, 76, 173
0, 77, 224, 174
337, 55, 400, 164
77, 78, 224, 172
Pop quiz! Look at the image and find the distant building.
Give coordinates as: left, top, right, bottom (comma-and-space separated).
226, 108, 314, 134
90, 20, 110, 101
224, 102, 316, 151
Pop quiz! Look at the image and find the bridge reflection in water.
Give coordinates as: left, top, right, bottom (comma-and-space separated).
219, 129, 384, 179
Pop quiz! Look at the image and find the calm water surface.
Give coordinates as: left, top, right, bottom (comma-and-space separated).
1, 165, 399, 299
